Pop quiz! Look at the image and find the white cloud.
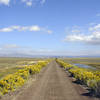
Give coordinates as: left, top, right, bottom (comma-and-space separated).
0, 0, 10, 5
0, 25, 52, 34
65, 34, 85, 41
64, 24, 100, 45
29, 26, 40, 31
21, 0, 46, 7
26, 1, 32, 6
11, 26, 20, 30
21, 0, 33, 7
0, 27, 13, 32
0, 0, 46, 6
89, 24, 100, 31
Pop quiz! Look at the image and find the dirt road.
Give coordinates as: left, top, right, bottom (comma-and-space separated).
3, 61, 99, 100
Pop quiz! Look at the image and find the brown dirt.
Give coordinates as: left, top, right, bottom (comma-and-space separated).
1, 61, 100, 100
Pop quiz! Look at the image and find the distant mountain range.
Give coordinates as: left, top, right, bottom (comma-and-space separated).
0, 53, 100, 58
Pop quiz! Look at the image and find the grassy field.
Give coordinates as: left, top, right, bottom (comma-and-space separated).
62, 58, 100, 70
0, 57, 100, 79
0, 57, 42, 79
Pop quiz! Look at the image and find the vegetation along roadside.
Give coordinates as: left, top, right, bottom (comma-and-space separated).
0, 59, 51, 96
56, 59, 100, 98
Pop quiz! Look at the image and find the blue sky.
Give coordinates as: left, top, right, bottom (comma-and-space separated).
0, 0, 100, 56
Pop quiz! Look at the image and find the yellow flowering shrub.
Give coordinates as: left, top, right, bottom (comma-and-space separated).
56, 59, 73, 69
0, 60, 49, 95
56, 59, 100, 97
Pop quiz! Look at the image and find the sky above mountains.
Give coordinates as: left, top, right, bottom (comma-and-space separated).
0, 0, 100, 57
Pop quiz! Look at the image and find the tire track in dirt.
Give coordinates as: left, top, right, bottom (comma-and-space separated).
3, 61, 99, 100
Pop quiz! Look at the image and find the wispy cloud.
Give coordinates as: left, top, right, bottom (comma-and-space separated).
21, 0, 33, 7
26, 1, 32, 6
0, 0, 46, 6
0, 0, 10, 5
41, 0, 46, 5
64, 24, 100, 45
0, 44, 58, 57
0, 25, 52, 34
0, 44, 100, 57
96, 13, 100, 17
2, 44, 20, 49
22, 0, 46, 6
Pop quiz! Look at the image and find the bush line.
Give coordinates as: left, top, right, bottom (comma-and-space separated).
56, 59, 100, 97
0, 60, 50, 95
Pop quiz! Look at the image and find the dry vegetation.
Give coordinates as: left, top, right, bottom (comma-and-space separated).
62, 58, 100, 70
0, 57, 44, 79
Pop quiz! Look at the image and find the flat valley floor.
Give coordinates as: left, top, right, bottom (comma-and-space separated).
2, 61, 99, 100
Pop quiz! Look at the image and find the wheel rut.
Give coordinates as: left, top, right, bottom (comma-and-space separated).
3, 61, 99, 100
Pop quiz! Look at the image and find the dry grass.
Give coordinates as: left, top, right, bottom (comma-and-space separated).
62, 58, 100, 70
0, 57, 41, 79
